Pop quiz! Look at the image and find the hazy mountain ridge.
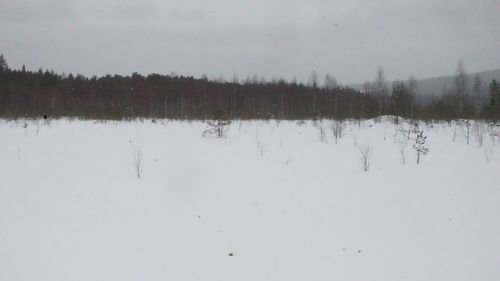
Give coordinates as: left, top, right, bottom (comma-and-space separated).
349, 68, 500, 98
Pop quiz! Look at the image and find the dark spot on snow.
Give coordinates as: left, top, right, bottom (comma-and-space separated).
357, 250, 362, 253
43, 115, 47, 119
342, 248, 346, 251
198, 215, 201, 218
228, 253, 234, 256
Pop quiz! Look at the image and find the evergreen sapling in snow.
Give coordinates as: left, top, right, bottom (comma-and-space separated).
412, 129, 429, 164
203, 108, 232, 138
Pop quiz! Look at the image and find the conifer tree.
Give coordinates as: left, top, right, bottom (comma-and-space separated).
412, 128, 429, 164
203, 108, 232, 138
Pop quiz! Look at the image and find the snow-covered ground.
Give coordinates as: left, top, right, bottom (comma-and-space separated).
1, 118, 499, 281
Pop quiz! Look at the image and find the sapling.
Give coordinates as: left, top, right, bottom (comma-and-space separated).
357, 144, 373, 172
256, 131, 265, 156
203, 109, 232, 138
473, 122, 485, 147
133, 147, 142, 179
319, 124, 327, 143
462, 120, 471, 145
412, 129, 429, 164
399, 142, 408, 165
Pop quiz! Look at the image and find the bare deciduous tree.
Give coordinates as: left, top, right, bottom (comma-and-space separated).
488, 122, 500, 146
395, 122, 412, 164
462, 120, 471, 145
472, 75, 482, 117
453, 59, 469, 116
318, 124, 327, 143
309, 70, 319, 114
0, 54, 8, 71
484, 144, 493, 163
330, 119, 345, 144
374, 67, 388, 115
473, 122, 485, 147
309, 70, 319, 89
133, 147, 142, 179
256, 132, 265, 156
407, 75, 417, 119
399, 142, 408, 165
358, 144, 373, 172
452, 122, 458, 142
324, 74, 338, 90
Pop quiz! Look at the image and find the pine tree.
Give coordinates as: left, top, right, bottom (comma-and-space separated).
412, 128, 429, 164
203, 108, 232, 138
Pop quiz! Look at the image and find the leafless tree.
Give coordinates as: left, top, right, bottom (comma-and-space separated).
395, 122, 411, 164
393, 122, 400, 142
358, 144, 373, 171
351, 131, 359, 147
488, 122, 499, 146
397, 120, 414, 143
407, 75, 417, 119
0, 54, 8, 71
462, 120, 471, 145
318, 123, 327, 143
363, 81, 372, 94
133, 147, 142, 179
472, 75, 482, 117
483, 143, 493, 163
453, 59, 469, 116
374, 67, 388, 115
309, 70, 319, 113
254, 128, 266, 156
330, 119, 345, 144
452, 122, 458, 142
473, 122, 485, 147
399, 142, 408, 164
324, 74, 338, 90
309, 70, 319, 88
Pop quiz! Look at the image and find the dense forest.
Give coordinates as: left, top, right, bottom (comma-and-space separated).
0, 55, 499, 121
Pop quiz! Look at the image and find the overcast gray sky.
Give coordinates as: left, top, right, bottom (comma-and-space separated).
1, 0, 499, 84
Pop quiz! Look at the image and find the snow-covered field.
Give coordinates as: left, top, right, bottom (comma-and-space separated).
1, 118, 499, 281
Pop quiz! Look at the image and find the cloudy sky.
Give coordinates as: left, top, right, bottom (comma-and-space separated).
1, 0, 499, 84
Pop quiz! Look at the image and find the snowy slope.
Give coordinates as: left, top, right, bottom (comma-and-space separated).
0, 118, 499, 281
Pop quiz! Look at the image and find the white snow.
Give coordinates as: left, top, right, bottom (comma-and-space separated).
1, 118, 499, 281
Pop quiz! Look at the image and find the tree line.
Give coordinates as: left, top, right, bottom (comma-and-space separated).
0, 55, 498, 120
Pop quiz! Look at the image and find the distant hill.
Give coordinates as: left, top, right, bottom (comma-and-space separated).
348, 68, 500, 99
